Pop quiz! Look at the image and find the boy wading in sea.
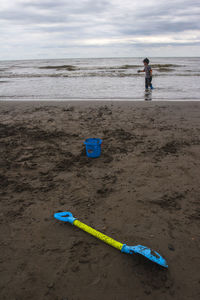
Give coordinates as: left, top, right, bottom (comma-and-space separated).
138, 58, 153, 90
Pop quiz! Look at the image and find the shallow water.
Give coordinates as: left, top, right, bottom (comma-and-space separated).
0, 57, 199, 100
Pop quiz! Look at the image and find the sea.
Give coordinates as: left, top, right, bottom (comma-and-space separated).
0, 57, 199, 101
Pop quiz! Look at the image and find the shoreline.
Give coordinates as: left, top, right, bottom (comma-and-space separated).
1, 98, 200, 102
1, 99, 200, 106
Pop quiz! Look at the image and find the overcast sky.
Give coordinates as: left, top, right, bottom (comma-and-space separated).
0, 0, 200, 60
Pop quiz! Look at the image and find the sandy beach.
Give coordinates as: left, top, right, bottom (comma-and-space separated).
0, 100, 200, 300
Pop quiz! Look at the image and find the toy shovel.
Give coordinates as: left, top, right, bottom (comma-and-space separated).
54, 211, 168, 268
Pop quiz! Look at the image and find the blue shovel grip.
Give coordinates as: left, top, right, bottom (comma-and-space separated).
54, 211, 76, 224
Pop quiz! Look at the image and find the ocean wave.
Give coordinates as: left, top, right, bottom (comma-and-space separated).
80, 65, 140, 70
2, 72, 198, 79
0, 72, 142, 79
38, 64, 140, 71
175, 73, 200, 76
151, 64, 181, 68
39, 65, 77, 71
155, 67, 175, 72
0, 66, 198, 79
116, 65, 139, 69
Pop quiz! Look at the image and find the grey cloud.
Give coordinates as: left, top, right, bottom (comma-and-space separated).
22, 0, 69, 9
0, 0, 199, 59
0, 1, 114, 37
1, 0, 199, 34
119, 19, 200, 37
136, 0, 200, 17
22, 0, 111, 12
1, 0, 112, 24
1, 11, 67, 24
109, 1, 200, 37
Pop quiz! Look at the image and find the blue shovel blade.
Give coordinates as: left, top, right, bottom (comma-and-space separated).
121, 244, 168, 268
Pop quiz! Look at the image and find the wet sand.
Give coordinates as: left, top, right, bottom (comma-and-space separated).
0, 100, 200, 300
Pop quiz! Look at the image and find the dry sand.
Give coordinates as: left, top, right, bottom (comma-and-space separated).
0, 100, 200, 300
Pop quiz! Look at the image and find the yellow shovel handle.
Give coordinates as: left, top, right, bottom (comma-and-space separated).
74, 219, 123, 251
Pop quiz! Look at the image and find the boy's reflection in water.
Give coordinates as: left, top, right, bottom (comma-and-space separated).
144, 90, 152, 101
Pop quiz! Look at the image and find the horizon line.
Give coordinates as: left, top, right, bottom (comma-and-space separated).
0, 56, 200, 62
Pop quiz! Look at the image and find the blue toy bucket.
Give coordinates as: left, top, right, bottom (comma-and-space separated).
84, 138, 102, 158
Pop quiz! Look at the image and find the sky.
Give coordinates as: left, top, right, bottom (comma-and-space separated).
0, 0, 200, 60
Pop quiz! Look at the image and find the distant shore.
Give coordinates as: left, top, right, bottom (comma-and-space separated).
0, 100, 200, 300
